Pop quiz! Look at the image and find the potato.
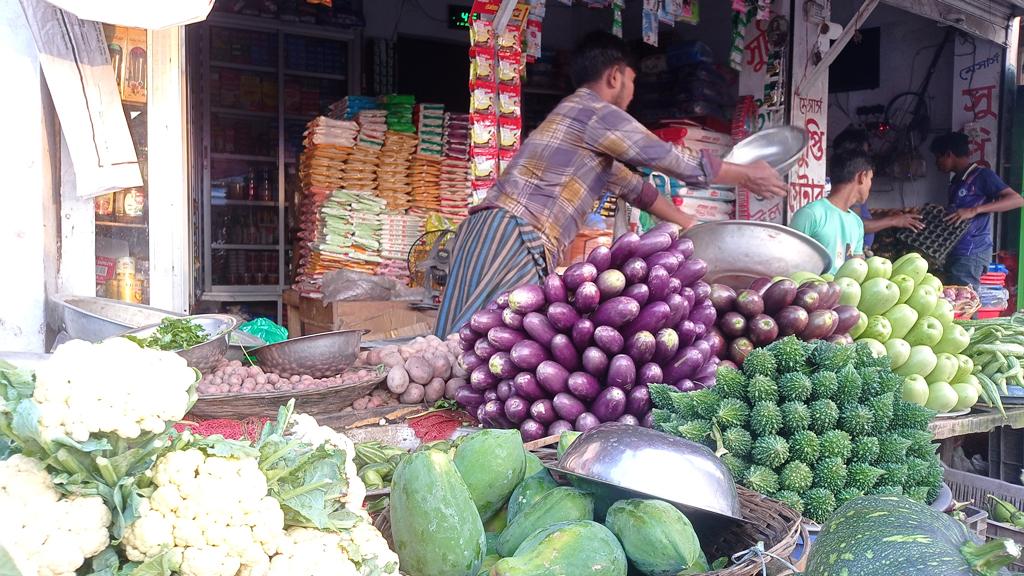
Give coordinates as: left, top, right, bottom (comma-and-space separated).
429, 354, 452, 380
445, 377, 467, 400
425, 378, 446, 404
382, 353, 404, 368
405, 356, 433, 385
352, 397, 370, 410
400, 383, 425, 404
451, 361, 468, 379
386, 366, 410, 394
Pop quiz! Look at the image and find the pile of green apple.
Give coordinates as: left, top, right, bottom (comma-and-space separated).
831, 253, 976, 414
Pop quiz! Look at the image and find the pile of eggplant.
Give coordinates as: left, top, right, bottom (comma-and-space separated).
453, 223, 719, 439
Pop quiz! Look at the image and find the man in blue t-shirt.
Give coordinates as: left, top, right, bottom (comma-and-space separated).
930, 132, 1024, 289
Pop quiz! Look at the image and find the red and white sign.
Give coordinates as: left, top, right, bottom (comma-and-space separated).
952, 33, 1001, 169
785, 9, 828, 222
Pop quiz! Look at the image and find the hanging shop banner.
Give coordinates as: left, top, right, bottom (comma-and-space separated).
785, 5, 828, 223
952, 32, 1002, 169
42, 0, 213, 30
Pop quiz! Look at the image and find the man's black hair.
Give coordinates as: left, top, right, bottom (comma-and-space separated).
929, 132, 971, 158
569, 31, 634, 88
830, 151, 875, 186
833, 127, 870, 155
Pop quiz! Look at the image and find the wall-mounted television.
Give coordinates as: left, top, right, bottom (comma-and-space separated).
829, 27, 881, 93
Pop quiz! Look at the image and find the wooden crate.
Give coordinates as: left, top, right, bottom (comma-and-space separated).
284, 290, 437, 340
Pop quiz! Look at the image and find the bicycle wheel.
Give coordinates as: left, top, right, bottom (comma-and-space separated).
886, 91, 930, 145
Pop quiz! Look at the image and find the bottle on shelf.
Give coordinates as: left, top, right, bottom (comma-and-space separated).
118, 187, 146, 225
259, 168, 273, 202
95, 192, 116, 223
247, 168, 257, 201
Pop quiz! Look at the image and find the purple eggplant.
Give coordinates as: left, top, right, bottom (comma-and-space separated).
497, 380, 513, 401
547, 302, 580, 332
677, 320, 700, 347
748, 314, 779, 346
591, 297, 641, 329
635, 232, 673, 259
729, 337, 755, 365
701, 328, 727, 360
719, 359, 738, 370
470, 310, 504, 334
674, 259, 708, 286
720, 311, 748, 338
610, 232, 641, 267
646, 265, 671, 302
553, 392, 587, 422
488, 326, 527, 351
763, 279, 798, 314
827, 333, 855, 345
654, 328, 680, 363
793, 287, 822, 311
594, 326, 625, 355
504, 395, 529, 423
689, 301, 718, 329
647, 251, 682, 274
663, 293, 689, 328
510, 339, 549, 371
455, 386, 485, 410
530, 399, 558, 425
550, 334, 581, 371
679, 287, 696, 309
519, 418, 547, 442
563, 262, 599, 292
749, 277, 773, 295
496, 292, 511, 308
626, 331, 657, 364
692, 340, 711, 365
535, 360, 570, 394
489, 351, 517, 379
664, 347, 705, 383
592, 387, 628, 422
543, 273, 569, 304
508, 285, 546, 314
576, 412, 601, 432
667, 277, 683, 295
582, 346, 610, 378
573, 282, 601, 314
596, 269, 627, 300
481, 400, 512, 429
513, 372, 546, 401
801, 309, 839, 340
693, 358, 720, 386
672, 237, 695, 258
502, 308, 525, 330
709, 284, 738, 314
638, 363, 664, 386
621, 301, 672, 338
485, 300, 501, 312
627, 384, 652, 416
607, 354, 637, 390
470, 364, 498, 391
462, 351, 483, 372
675, 379, 700, 392
641, 411, 655, 428
693, 281, 712, 303
523, 312, 558, 347
459, 324, 479, 348
622, 258, 649, 285
622, 283, 651, 307
474, 338, 498, 360
586, 245, 612, 272
693, 321, 708, 340
648, 221, 681, 240
834, 305, 860, 334
821, 281, 842, 309
567, 372, 601, 402
617, 414, 640, 426
777, 305, 811, 337
735, 289, 765, 318
572, 319, 596, 351
547, 420, 575, 436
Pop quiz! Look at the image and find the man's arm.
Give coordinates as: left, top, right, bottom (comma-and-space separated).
946, 188, 1024, 224
605, 162, 697, 229
863, 213, 925, 233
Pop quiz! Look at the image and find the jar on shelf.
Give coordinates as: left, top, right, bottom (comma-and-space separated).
95, 193, 115, 222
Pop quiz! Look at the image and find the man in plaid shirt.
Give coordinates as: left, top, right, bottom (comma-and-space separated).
435, 32, 788, 337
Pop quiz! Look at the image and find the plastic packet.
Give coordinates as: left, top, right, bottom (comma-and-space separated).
236, 318, 288, 345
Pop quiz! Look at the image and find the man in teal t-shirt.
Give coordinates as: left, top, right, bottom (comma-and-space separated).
790, 151, 873, 274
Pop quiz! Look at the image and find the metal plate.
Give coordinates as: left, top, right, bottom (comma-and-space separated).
725, 126, 809, 173
58, 295, 182, 342
935, 408, 972, 418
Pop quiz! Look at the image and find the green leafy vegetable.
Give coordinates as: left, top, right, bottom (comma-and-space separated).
124, 317, 208, 351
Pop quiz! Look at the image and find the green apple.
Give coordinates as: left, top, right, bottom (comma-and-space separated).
849, 311, 869, 339
906, 284, 939, 318
861, 316, 893, 343
836, 277, 862, 307
952, 382, 980, 411
926, 353, 959, 384
961, 374, 982, 396
933, 323, 971, 355
905, 316, 945, 347
858, 338, 888, 359
859, 278, 902, 316
890, 274, 916, 304
901, 374, 930, 405
931, 298, 955, 328
953, 354, 975, 384
896, 345, 938, 377
884, 338, 912, 369
835, 258, 869, 284
792, 271, 824, 285
882, 304, 919, 340
865, 256, 894, 281
925, 381, 959, 413
892, 253, 929, 284
921, 273, 944, 294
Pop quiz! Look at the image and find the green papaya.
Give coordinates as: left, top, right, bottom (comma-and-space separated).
496, 486, 594, 557
477, 555, 501, 576
557, 431, 582, 458
485, 532, 501, 556
491, 520, 628, 576
507, 469, 559, 522
484, 506, 509, 533
604, 499, 708, 575
523, 450, 546, 477
390, 450, 486, 576
455, 429, 527, 522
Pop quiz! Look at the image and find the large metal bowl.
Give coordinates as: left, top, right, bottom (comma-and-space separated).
57, 295, 182, 342
682, 221, 832, 290
548, 424, 743, 532
252, 329, 366, 379
725, 126, 809, 173
118, 314, 237, 375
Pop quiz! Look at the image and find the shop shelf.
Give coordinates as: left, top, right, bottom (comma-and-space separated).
283, 68, 346, 82
97, 222, 148, 229
210, 107, 278, 120
211, 153, 278, 163
211, 243, 280, 250
211, 199, 282, 207
209, 60, 277, 74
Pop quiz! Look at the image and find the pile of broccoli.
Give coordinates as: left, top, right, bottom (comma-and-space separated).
651, 336, 944, 523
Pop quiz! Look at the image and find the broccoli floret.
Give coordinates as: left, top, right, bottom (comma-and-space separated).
750, 402, 783, 437
892, 399, 937, 431
721, 453, 750, 479
836, 364, 863, 404
780, 402, 811, 435
789, 430, 820, 464
813, 457, 848, 493
810, 371, 839, 401
818, 430, 852, 461
778, 372, 813, 403
722, 427, 754, 457
767, 336, 808, 374
714, 366, 748, 400
773, 490, 805, 514
742, 465, 780, 494
809, 399, 839, 434
874, 433, 913, 464
839, 403, 874, 437
803, 488, 837, 523
752, 435, 790, 469
747, 375, 779, 404
851, 436, 880, 464
742, 348, 777, 379
715, 398, 750, 429
690, 388, 722, 420
810, 340, 856, 372
846, 463, 886, 492
780, 461, 814, 493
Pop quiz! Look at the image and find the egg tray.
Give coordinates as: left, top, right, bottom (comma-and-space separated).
895, 204, 970, 268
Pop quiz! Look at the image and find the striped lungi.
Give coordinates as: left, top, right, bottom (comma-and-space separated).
434, 208, 551, 337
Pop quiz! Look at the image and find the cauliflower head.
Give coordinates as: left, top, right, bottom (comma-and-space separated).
34, 338, 197, 442
269, 524, 398, 576
122, 448, 285, 576
287, 413, 366, 512
0, 455, 111, 576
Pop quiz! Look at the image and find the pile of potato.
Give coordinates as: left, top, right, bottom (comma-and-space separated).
362, 334, 466, 405
196, 360, 383, 395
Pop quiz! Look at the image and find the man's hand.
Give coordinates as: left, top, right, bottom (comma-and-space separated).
945, 206, 980, 225
739, 161, 789, 200
890, 212, 925, 231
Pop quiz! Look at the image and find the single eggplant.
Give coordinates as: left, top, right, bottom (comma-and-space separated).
535, 360, 570, 395
591, 296, 641, 328
641, 411, 654, 428
748, 277, 773, 295
672, 237, 695, 258
679, 286, 696, 309
502, 308, 525, 330
461, 351, 483, 372
610, 232, 641, 267
455, 386, 485, 410
572, 318, 596, 351
496, 292, 511, 308
489, 351, 517, 379
563, 262, 599, 291
481, 400, 512, 429
693, 358, 720, 386
820, 281, 843, 309
519, 418, 547, 442
635, 232, 673, 259
748, 314, 779, 347
510, 339, 549, 371
793, 286, 822, 311
471, 363, 498, 391
701, 328, 727, 360
553, 393, 587, 422
653, 328, 680, 363
827, 333, 855, 345
638, 363, 664, 386
459, 324, 479, 348
617, 414, 640, 426
488, 326, 526, 351
592, 387, 628, 422
801, 309, 839, 340
677, 320, 700, 347
497, 380, 513, 401
664, 346, 705, 383
512, 372, 546, 401
474, 338, 498, 360
709, 284, 738, 314
720, 311, 748, 338
692, 340, 711, 365
543, 273, 569, 304
550, 334, 581, 371
596, 269, 628, 300
470, 309, 504, 334
627, 385, 652, 416
647, 265, 672, 302
674, 259, 708, 287
622, 258, 649, 285
607, 354, 637, 390
689, 301, 718, 328
693, 281, 712, 303
575, 412, 601, 432
729, 337, 755, 365
586, 245, 612, 272
762, 278, 798, 314
485, 300, 501, 312
622, 301, 672, 338
776, 305, 811, 337
503, 395, 529, 423
573, 282, 601, 314
508, 285, 547, 314
834, 305, 860, 334
547, 420, 574, 436
735, 289, 765, 318
675, 379, 700, 392
594, 325, 625, 355
626, 331, 657, 364
529, 399, 558, 425
667, 277, 683, 295
582, 346, 610, 378
664, 293, 690, 328
646, 251, 682, 274
622, 283, 650, 307
567, 372, 601, 402
546, 302, 580, 332
522, 312, 558, 347
647, 221, 681, 240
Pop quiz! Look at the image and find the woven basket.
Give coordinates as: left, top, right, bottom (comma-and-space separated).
189, 371, 385, 420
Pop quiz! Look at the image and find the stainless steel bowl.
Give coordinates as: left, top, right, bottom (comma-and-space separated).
118, 314, 237, 375
548, 424, 743, 529
725, 126, 809, 173
682, 220, 832, 290
252, 329, 367, 379
57, 295, 182, 342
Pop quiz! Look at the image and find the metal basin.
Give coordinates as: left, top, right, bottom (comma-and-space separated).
118, 314, 237, 375
252, 329, 366, 379
548, 424, 743, 530
683, 221, 832, 290
725, 126, 808, 173
57, 295, 182, 342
